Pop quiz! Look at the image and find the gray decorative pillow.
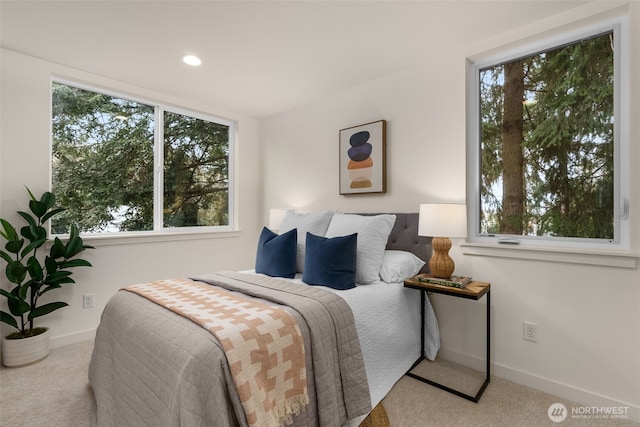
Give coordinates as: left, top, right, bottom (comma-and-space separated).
325, 214, 396, 285
279, 210, 335, 272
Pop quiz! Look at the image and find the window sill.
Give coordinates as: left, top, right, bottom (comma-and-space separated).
53, 229, 242, 248
460, 242, 639, 268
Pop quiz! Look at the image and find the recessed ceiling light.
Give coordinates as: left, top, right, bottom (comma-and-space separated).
182, 55, 202, 66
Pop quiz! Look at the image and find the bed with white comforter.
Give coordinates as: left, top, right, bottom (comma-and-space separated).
284, 272, 440, 413
89, 212, 439, 427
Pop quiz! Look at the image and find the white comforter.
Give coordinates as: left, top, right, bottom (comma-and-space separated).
246, 271, 441, 411
327, 280, 440, 408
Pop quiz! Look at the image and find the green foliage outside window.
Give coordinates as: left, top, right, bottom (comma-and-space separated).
163, 112, 230, 228
51, 82, 230, 234
479, 31, 614, 240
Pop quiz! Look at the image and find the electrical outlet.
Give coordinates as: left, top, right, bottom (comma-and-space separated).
523, 321, 538, 342
83, 293, 95, 309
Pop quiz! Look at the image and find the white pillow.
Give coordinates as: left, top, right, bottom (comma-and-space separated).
325, 214, 396, 285
279, 210, 334, 272
379, 250, 425, 283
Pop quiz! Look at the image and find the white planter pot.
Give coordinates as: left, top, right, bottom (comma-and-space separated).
2, 328, 50, 367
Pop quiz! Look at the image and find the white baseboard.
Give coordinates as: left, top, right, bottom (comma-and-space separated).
50, 328, 96, 348
438, 348, 640, 423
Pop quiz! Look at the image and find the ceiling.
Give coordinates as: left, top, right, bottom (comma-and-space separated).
1, 1, 588, 119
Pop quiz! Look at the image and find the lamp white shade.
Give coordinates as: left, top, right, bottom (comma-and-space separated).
418, 204, 467, 238
268, 208, 290, 231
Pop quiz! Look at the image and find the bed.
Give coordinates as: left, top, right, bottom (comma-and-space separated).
89, 212, 440, 427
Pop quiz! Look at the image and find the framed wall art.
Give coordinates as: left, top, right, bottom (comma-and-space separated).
339, 120, 386, 195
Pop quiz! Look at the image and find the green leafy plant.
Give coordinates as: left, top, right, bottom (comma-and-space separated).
0, 188, 93, 339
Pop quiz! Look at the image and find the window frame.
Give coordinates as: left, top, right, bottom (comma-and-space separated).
465, 17, 631, 256
50, 78, 236, 239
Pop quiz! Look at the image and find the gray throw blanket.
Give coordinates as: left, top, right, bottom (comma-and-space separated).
89, 271, 370, 427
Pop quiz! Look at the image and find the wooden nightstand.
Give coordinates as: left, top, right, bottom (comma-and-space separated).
404, 274, 491, 403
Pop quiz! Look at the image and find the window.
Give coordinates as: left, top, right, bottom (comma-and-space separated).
468, 22, 629, 250
51, 81, 233, 235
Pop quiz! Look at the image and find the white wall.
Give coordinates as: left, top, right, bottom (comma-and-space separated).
0, 49, 262, 345
260, 2, 640, 420
1, 0, 637, 421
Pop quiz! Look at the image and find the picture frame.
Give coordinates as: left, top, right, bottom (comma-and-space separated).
339, 120, 386, 195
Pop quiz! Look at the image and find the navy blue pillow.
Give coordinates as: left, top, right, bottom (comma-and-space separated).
302, 232, 357, 290
255, 227, 297, 279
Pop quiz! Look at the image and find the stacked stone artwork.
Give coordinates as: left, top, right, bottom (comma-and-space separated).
347, 130, 373, 189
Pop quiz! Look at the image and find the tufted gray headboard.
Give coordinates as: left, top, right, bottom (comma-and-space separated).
358, 213, 432, 274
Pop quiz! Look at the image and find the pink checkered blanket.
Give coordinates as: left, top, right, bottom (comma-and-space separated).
124, 278, 309, 427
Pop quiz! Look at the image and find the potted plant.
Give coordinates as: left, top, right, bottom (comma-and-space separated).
0, 187, 93, 367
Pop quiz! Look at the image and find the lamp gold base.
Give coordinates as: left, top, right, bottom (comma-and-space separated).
429, 236, 455, 279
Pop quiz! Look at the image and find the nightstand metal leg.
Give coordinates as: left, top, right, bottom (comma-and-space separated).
406, 289, 491, 403
420, 290, 426, 359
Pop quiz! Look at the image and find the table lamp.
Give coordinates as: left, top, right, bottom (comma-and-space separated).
418, 203, 467, 279
268, 208, 290, 232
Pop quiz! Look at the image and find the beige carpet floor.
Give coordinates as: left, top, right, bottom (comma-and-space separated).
0, 340, 637, 426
